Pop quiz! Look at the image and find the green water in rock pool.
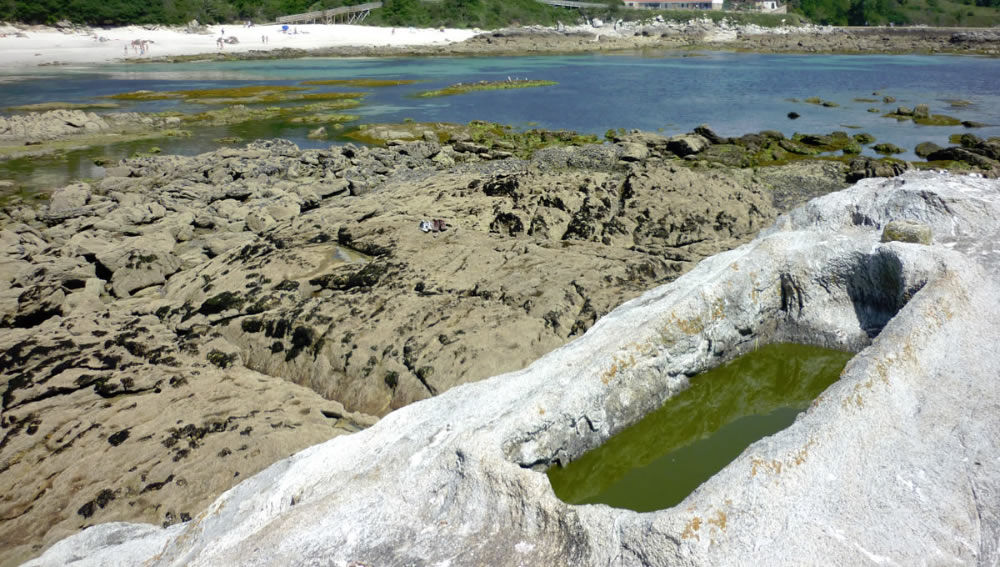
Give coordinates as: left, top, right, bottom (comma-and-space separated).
547, 343, 854, 512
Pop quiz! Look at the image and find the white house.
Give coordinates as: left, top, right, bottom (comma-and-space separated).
623, 0, 725, 10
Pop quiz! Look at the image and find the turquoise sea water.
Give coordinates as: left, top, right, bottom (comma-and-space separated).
2, 51, 999, 189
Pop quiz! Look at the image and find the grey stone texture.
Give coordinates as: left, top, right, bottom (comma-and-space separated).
25, 171, 1000, 566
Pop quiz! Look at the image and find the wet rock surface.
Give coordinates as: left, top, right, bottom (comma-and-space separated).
26, 170, 1000, 567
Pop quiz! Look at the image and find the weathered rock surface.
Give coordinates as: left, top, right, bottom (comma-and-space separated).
27, 170, 1000, 566
0, 109, 173, 146
0, 310, 370, 567
3, 135, 845, 564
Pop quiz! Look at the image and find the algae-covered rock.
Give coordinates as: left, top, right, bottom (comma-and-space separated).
847, 156, 910, 181
914, 114, 962, 126
881, 219, 932, 245
853, 132, 876, 145
873, 142, 905, 155
915, 141, 942, 158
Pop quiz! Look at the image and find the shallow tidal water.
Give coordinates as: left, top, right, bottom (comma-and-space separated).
546, 343, 854, 512
1, 52, 999, 191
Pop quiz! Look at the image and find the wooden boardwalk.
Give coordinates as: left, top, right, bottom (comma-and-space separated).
537, 0, 609, 8
276, 2, 383, 25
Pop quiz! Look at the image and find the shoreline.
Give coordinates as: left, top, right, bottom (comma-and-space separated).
1, 21, 1000, 69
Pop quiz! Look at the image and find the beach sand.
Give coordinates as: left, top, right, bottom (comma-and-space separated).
0, 23, 481, 68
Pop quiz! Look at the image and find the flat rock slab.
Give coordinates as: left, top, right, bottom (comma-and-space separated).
27, 171, 1000, 566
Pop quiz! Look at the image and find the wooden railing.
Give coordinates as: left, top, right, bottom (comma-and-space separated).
276, 2, 383, 25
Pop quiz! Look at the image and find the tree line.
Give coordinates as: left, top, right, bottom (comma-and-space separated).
0, 0, 613, 27
1, 0, 995, 28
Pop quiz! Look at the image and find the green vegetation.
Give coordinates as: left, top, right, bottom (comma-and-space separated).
804, 97, 840, 107
789, 0, 1000, 25
414, 79, 557, 98
300, 79, 420, 87
105, 86, 308, 101
0, 0, 613, 27
883, 110, 962, 126
288, 113, 360, 124
6, 102, 121, 112
344, 120, 598, 158
4, 0, 996, 28
105, 86, 367, 107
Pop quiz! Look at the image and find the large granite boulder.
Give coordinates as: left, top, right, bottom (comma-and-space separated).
27, 171, 1000, 566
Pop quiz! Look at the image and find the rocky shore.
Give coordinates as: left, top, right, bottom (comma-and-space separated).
21, 166, 1000, 566
0, 125, 827, 564
3, 115, 1000, 563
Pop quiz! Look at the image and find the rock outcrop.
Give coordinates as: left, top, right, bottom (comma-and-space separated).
26, 171, 1000, 566
3, 135, 837, 564
0, 109, 174, 146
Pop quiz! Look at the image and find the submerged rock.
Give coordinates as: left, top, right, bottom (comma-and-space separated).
27, 171, 1000, 566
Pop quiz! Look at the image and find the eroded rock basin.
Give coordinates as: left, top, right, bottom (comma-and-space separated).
548, 343, 853, 512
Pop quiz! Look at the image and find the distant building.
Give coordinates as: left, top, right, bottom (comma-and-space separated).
623, 0, 724, 10
753, 0, 787, 12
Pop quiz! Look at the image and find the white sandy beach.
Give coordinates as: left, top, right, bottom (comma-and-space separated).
0, 23, 481, 68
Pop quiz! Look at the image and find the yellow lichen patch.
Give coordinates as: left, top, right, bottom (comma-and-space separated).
791, 437, 816, 466
601, 352, 637, 385
538, 407, 545, 415
300, 78, 420, 87
750, 458, 783, 477
676, 316, 705, 335
681, 516, 702, 540
708, 509, 727, 531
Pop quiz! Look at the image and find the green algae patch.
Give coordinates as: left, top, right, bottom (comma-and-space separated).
170, 85, 309, 99
105, 90, 179, 101
345, 122, 460, 145
345, 120, 598, 159
7, 102, 120, 112
300, 79, 420, 87
106, 85, 309, 102
873, 142, 905, 155
298, 92, 370, 101
171, 100, 362, 127
288, 114, 360, 124
547, 343, 853, 512
415, 79, 557, 98
913, 114, 962, 126
185, 92, 365, 106
803, 96, 838, 107
883, 111, 961, 126
0, 129, 191, 161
